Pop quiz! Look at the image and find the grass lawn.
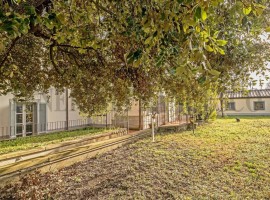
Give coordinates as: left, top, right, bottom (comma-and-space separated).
219, 115, 270, 119
1, 118, 270, 199
0, 127, 107, 155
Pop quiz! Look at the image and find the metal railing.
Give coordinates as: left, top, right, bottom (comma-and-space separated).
0, 109, 190, 140
0, 115, 129, 140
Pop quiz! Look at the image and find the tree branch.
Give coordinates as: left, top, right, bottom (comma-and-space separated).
56, 44, 95, 50
58, 47, 81, 68
0, 37, 20, 68
32, 28, 51, 40
49, 42, 63, 75
95, 50, 107, 68
89, 0, 117, 18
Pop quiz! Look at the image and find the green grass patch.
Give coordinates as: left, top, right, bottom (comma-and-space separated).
0, 127, 108, 155
218, 115, 270, 119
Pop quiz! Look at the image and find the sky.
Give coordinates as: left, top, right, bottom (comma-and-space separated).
250, 62, 270, 89
250, 33, 270, 89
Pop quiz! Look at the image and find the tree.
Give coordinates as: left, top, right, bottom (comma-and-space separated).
0, 0, 269, 114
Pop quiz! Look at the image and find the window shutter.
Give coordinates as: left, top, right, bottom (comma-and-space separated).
39, 103, 47, 132
9, 99, 16, 138
33, 103, 38, 134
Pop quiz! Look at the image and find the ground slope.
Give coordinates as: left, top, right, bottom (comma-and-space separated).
1, 119, 270, 199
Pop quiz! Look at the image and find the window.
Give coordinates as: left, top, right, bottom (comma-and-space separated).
227, 102, 235, 110
254, 101, 265, 110
71, 100, 76, 111
14, 103, 35, 137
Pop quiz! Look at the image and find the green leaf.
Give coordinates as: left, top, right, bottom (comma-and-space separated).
57, 13, 66, 24
209, 69, 220, 76
216, 40, 227, 46
265, 27, 270, 33
198, 76, 206, 84
201, 9, 207, 21
10, 71, 14, 78
142, 27, 151, 34
133, 59, 141, 67
144, 36, 152, 45
127, 49, 142, 63
204, 45, 213, 52
243, 7, 252, 15
78, 48, 87, 54
176, 66, 185, 75
25, 5, 36, 15
217, 47, 225, 55
254, 3, 266, 9
194, 7, 207, 21
213, 31, 219, 39
183, 24, 189, 33
195, 7, 201, 20
92, 43, 100, 50
254, 7, 264, 16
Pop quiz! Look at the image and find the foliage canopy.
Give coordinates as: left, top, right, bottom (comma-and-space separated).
0, 0, 269, 113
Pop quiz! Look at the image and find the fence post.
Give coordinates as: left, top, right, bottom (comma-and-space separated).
152, 114, 155, 142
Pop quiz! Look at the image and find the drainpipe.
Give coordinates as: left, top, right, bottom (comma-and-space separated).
139, 100, 142, 130
127, 108, 129, 134
66, 88, 69, 130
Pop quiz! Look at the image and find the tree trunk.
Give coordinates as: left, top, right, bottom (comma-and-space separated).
220, 92, 224, 118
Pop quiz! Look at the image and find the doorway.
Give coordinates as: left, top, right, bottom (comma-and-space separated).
15, 103, 35, 137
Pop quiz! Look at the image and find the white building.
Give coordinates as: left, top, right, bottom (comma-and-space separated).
219, 89, 270, 116
0, 89, 183, 139
0, 88, 93, 139
125, 96, 182, 130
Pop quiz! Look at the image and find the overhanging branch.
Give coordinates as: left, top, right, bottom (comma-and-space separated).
0, 37, 20, 68
49, 42, 62, 75
89, 0, 117, 18
56, 44, 95, 50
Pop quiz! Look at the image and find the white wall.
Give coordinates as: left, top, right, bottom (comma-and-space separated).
221, 97, 270, 115
45, 88, 84, 123
0, 88, 85, 127
128, 100, 140, 116
0, 94, 13, 127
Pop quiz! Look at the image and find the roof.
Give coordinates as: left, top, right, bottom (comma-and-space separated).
225, 89, 270, 99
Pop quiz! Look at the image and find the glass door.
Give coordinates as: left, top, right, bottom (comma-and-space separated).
15, 103, 34, 137
25, 104, 34, 136
16, 104, 23, 137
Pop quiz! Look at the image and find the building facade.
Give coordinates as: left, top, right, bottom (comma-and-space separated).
0, 88, 92, 139
219, 89, 270, 116
116, 96, 183, 130
0, 90, 184, 139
